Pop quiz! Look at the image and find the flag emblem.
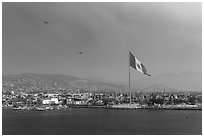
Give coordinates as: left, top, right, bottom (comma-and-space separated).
129, 51, 151, 76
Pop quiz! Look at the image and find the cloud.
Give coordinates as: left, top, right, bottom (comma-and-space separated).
2, 3, 202, 82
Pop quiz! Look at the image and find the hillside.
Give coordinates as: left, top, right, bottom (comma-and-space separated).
3, 73, 199, 94
119, 71, 202, 91
2, 73, 127, 93
139, 84, 180, 93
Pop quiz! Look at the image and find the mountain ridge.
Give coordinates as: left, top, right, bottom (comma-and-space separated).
2, 73, 201, 94
117, 71, 202, 91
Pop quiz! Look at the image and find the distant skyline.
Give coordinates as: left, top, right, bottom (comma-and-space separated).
2, 2, 202, 82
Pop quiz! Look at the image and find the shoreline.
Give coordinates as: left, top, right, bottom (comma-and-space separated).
70, 105, 202, 110
3, 105, 202, 111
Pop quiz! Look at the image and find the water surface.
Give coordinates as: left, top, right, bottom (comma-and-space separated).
2, 108, 202, 135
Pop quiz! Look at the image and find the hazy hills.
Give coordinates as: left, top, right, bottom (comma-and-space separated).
127, 71, 202, 91
2, 73, 126, 93
2, 72, 201, 94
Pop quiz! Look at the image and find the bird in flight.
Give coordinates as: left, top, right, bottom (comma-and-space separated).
76, 51, 85, 54
43, 20, 48, 24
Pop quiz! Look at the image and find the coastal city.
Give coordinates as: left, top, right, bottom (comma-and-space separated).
2, 73, 202, 111
2, 2, 202, 135
2, 87, 202, 111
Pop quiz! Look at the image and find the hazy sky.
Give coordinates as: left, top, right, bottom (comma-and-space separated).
2, 2, 202, 81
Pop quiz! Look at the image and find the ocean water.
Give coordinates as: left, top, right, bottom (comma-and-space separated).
2, 108, 202, 135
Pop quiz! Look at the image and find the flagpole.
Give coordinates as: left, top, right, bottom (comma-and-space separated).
129, 51, 131, 104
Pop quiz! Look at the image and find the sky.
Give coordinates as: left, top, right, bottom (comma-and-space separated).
2, 2, 202, 82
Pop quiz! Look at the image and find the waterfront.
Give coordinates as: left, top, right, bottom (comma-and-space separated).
2, 108, 202, 135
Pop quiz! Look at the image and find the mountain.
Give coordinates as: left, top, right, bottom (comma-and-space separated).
2, 73, 127, 93
3, 72, 201, 94
121, 71, 202, 91
139, 84, 180, 93
86, 76, 113, 83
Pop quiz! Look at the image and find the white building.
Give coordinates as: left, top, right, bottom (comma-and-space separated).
42, 99, 51, 105
51, 98, 59, 104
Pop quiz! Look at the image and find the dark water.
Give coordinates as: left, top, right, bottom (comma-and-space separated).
2, 108, 202, 135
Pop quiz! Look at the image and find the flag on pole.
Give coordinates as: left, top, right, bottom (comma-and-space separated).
129, 51, 151, 76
